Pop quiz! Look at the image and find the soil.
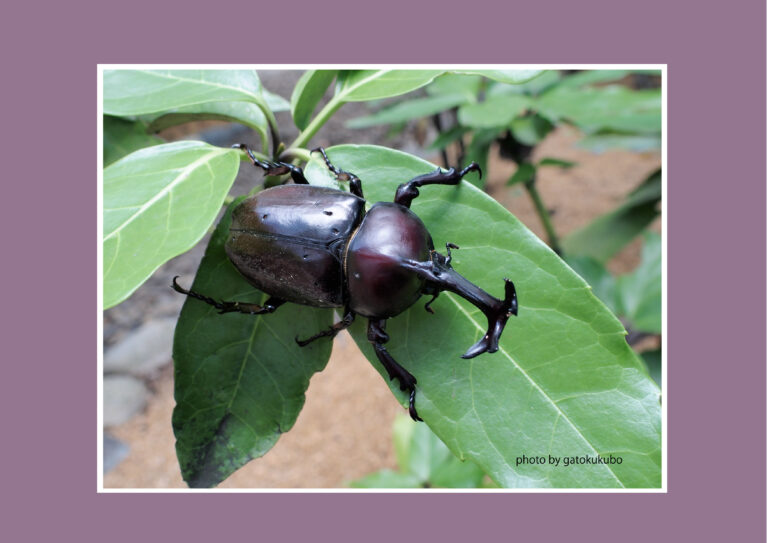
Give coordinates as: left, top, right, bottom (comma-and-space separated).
102, 72, 661, 489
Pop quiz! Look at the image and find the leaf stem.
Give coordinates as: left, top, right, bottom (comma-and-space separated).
524, 176, 562, 255
280, 147, 312, 163
289, 96, 344, 150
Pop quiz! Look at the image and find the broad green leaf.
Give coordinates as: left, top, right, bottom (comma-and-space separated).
615, 232, 662, 334
103, 115, 163, 166
537, 85, 661, 135
263, 88, 290, 112
173, 198, 334, 488
487, 70, 561, 96
451, 69, 545, 85
103, 141, 239, 308
578, 133, 662, 153
305, 145, 661, 488
104, 69, 266, 115
426, 73, 484, 99
347, 93, 470, 129
291, 70, 337, 130
564, 255, 618, 314
510, 114, 554, 145
458, 94, 532, 128
563, 169, 661, 261
507, 161, 536, 185
335, 70, 444, 101
144, 101, 267, 135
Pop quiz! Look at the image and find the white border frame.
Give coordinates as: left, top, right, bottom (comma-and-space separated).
98, 64, 667, 493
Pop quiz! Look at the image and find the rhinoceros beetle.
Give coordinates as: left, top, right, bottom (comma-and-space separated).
173, 145, 518, 421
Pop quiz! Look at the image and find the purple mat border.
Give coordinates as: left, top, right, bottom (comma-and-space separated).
7, 0, 765, 541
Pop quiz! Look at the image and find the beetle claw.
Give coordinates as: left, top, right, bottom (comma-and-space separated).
408, 389, 423, 422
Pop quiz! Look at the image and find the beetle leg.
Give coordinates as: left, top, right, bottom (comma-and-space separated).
232, 143, 309, 185
367, 319, 422, 422
423, 291, 440, 314
171, 276, 285, 315
310, 147, 364, 198
394, 163, 482, 208
295, 308, 355, 347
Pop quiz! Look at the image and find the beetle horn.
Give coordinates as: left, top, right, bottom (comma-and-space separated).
460, 278, 517, 359
401, 258, 518, 358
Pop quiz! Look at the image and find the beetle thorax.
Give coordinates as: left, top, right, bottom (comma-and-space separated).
345, 202, 433, 318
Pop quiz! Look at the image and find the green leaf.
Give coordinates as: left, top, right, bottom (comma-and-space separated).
335, 70, 445, 101
564, 255, 618, 313
103, 141, 239, 308
577, 133, 662, 153
426, 73, 483, 99
538, 157, 576, 168
615, 232, 662, 334
562, 169, 661, 261
291, 70, 337, 131
104, 69, 266, 115
537, 85, 661, 135
488, 70, 561, 96
305, 145, 661, 488
142, 101, 269, 150
173, 198, 334, 488
346, 93, 470, 129
103, 115, 163, 166
263, 89, 290, 112
458, 94, 532, 128
510, 114, 554, 145
507, 161, 536, 185
451, 69, 545, 85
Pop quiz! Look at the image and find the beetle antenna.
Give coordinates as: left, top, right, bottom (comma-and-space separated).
445, 242, 459, 266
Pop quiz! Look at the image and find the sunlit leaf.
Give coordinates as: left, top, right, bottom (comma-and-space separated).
291, 70, 337, 130
335, 70, 444, 101
104, 69, 266, 115
103, 141, 239, 308
306, 145, 661, 488
452, 69, 545, 85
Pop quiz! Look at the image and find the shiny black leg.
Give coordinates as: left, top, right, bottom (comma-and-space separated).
295, 309, 355, 347
172, 276, 285, 315
311, 147, 363, 198
233, 143, 309, 184
394, 162, 482, 208
367, 319, 422, 422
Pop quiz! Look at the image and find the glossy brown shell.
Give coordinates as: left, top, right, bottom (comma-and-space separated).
225, 185, 364, 307
345, 202, 433, 318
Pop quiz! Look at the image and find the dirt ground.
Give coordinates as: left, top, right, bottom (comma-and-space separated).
103, 74, 661, 489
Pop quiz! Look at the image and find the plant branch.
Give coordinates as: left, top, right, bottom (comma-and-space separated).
289, 96, 344, 150
524, 176, 562, 255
